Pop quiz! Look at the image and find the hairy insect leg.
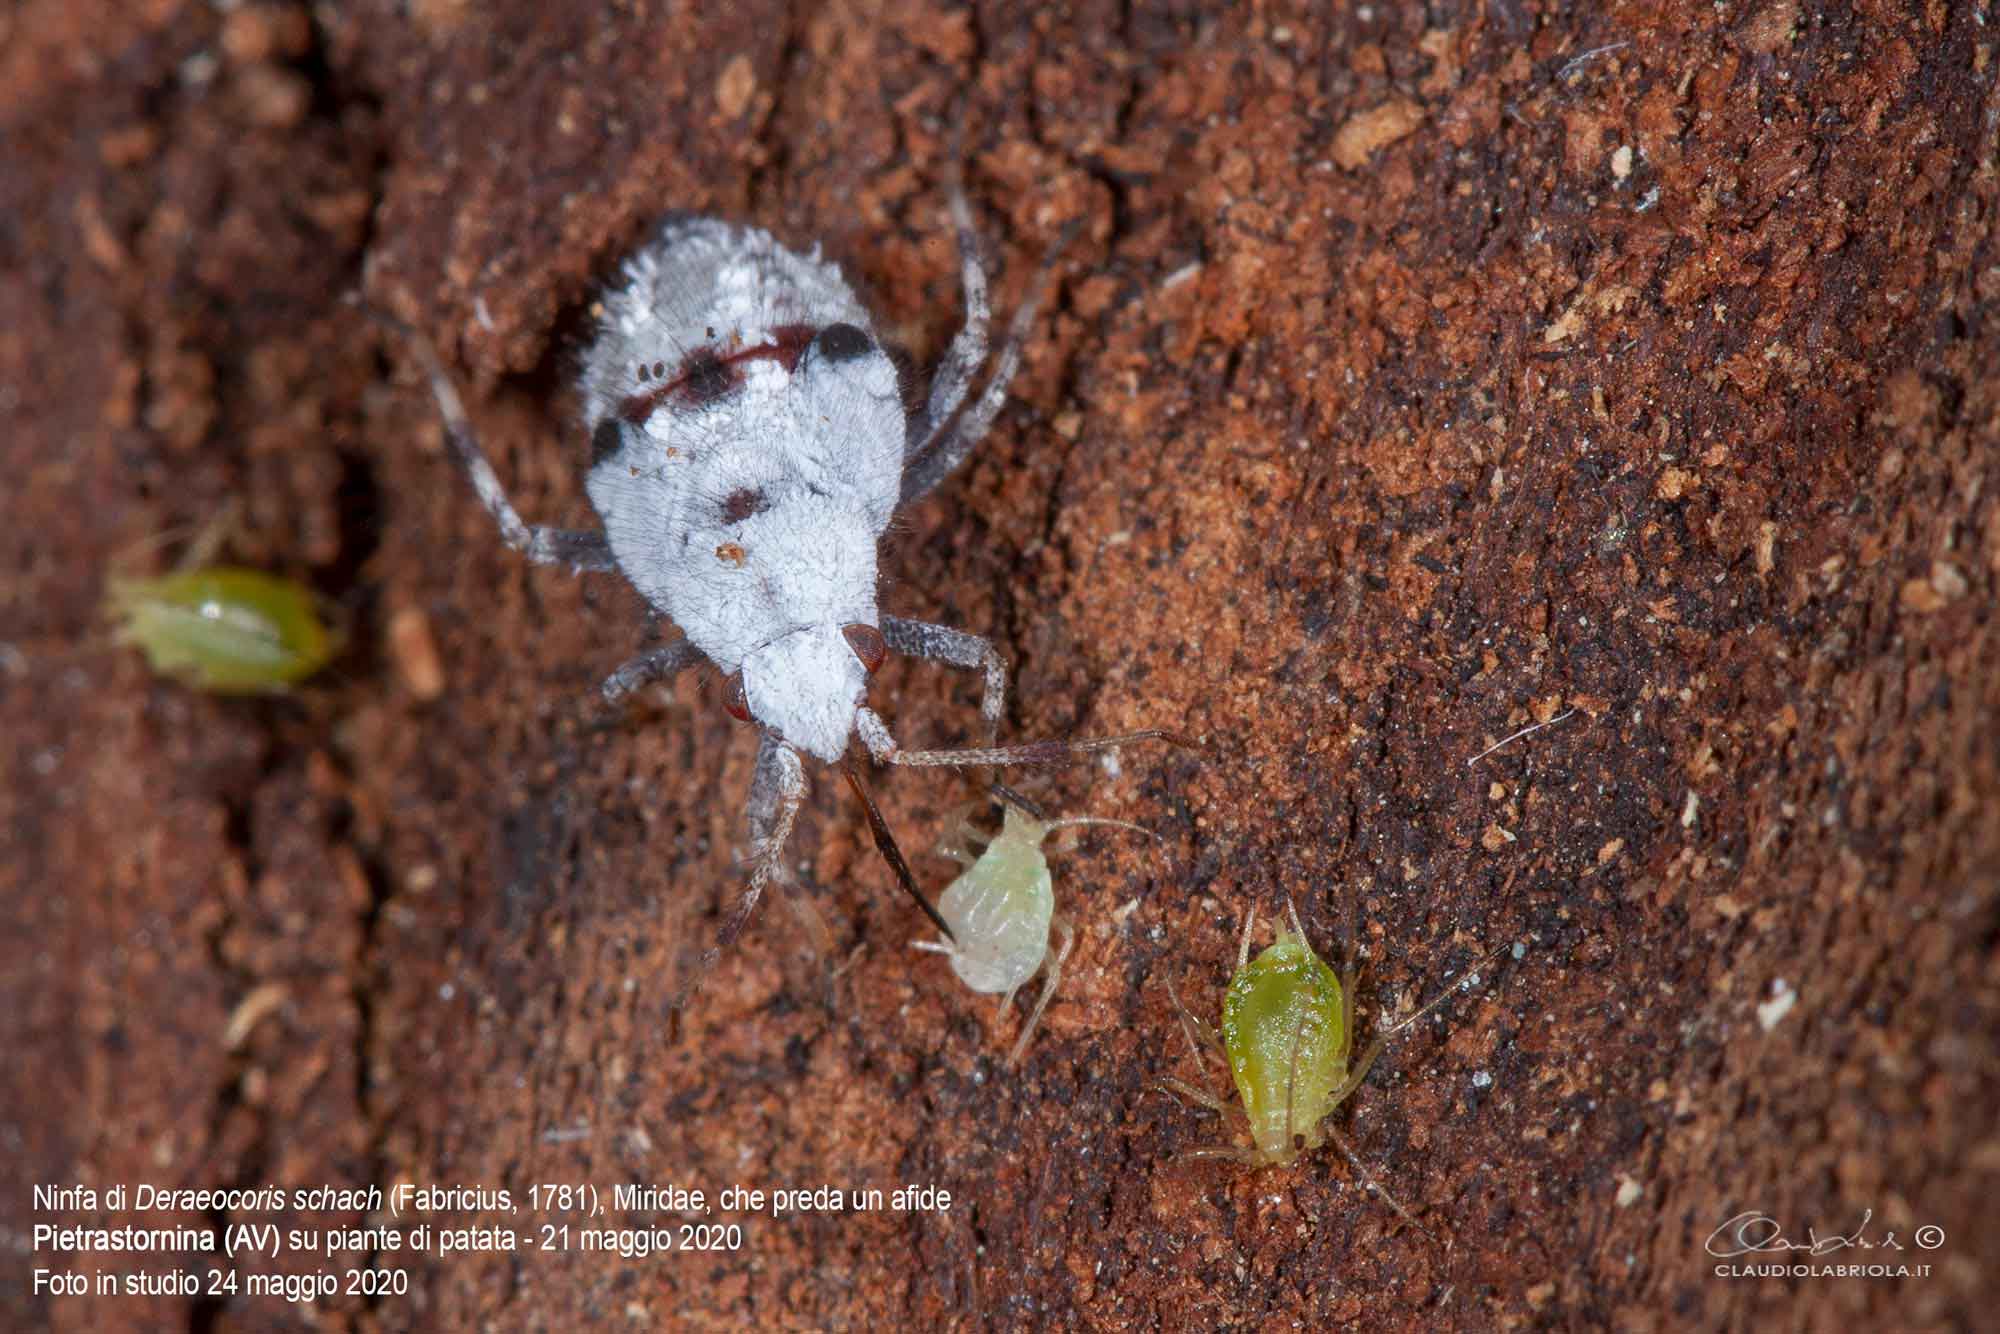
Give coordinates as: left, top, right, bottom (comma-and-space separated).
881, 617, 1007, 749
1005, 913, 1074, 1067
669, 740, 807, 1020
900, 218, 1077, 506
906, 168, 990, 453
599, 638, 698, 704
393, 318, 616, 572
857, 713, 1190, 772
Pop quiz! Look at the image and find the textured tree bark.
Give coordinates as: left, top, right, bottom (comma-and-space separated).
3, 1, 1995, 1329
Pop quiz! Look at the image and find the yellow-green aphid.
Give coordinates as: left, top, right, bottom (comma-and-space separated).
915, 793, 1150, 1066
1223, 924, 1352, 1161
105, 511, 337, 693
1160, 903, 1509, 1240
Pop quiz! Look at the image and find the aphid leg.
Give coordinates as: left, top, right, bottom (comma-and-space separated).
176, 498, 241, 572
881, 617, 1007, 748
932, 799, 996, 867
1155, 1076, 1232, 1116
1322, 1037, 1385, 1120
906, 168, 990, 451
599, 638, 698, 704
396, 319, 616, 572
669, 740, 806, 1019
900, 215, 1077, 506
1325, 1126, 1442, 1249
1166, 977, 1226, 1063
1005, 913, 1074, 1067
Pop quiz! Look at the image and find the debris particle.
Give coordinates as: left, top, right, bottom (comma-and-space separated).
389, 605, 447, 700
1655, 467, 1696, 501
715, 54, 757, 119
1755, 521, 1778, 575
1331, 97, 1424, 170
1756, 979, 1797, 1031
223, 983, 290, 1050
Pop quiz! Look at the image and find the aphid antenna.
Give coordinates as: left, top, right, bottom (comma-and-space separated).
840, 758, 958, 945
1324, 1126, 1444, 1251
989, 780, 1159, 847
1041, 815, 1156, 841
1235, 903, 1258, 973
1377, 937, 1517, 1041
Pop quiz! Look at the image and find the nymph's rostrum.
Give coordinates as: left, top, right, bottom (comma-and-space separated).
403, 184, 1182, 1013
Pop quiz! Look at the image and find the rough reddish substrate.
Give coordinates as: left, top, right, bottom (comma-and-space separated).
3, 1, 1996, 1329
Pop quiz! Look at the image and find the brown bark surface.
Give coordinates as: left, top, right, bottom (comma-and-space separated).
5, 1, 1997, 1329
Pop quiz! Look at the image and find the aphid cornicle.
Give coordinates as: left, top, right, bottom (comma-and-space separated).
1160, 903, 1509, 1239
914, 789, 1152, 1066
404, 182, 1178, 1010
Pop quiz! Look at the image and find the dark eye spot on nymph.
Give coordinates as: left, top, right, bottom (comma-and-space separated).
815, 323, 872, 363
591, 418, 623, 467
721, 487, 770, 524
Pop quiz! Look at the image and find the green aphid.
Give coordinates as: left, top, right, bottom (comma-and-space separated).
1222, 926, 1354, 1160
915, 791, 1151, 1066
1160, 903, 1509, 1240
107, 528, 337, 694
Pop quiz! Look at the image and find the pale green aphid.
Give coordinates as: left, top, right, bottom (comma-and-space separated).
105, 510, 337, 694
1161, 903, 1508, 1239
915, 796, 1150, 1066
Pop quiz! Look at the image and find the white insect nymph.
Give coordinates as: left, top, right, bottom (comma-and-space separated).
403, 181, 1181, 1014
915, 793, 1152, 1066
